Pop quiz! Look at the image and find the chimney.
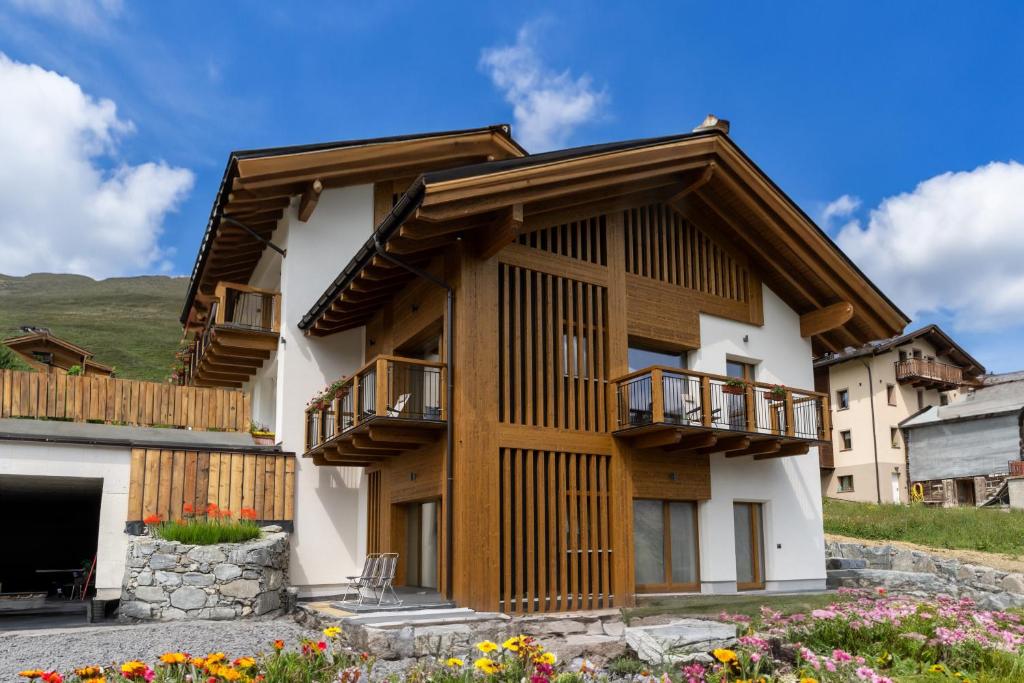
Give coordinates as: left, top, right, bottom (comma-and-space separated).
693, 114, 730, 135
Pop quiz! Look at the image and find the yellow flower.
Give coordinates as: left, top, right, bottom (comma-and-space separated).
799, 679, 819, 683
18, 672, 45, 679
476, 640, 500, 653
233, 657, 256, 669
159, 652, 188, 665
212, 665, 242, 681
445, 657, 464, 668
502, 635, 525, 652
121, 661, 148, 676
206, 652, 226, 664
323, 625, 343, 639
74, 669, 103, 679
474, 657, 501, 674
930, 664, 947, 674
535, 652, 556, 665
712, 648, 738, 664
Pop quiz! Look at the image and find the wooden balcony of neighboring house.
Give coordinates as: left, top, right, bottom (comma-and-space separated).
182, 282, 281, 388
895, 358, 964, 390
303, 355, 447, 466
612, 366, 831, 458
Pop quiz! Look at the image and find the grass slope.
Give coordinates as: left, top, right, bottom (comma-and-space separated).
823, 498, 1024, 556
0, 273, 187, 382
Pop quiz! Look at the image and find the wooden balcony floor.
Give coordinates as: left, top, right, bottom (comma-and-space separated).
191, 327, 278, 388
305, 416, 445, 467
615, 421, 817, 459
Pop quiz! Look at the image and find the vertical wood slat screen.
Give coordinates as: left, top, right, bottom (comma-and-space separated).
0, 369, 250, 431
499, 449, 613, 613
498, 264, 609, 432
127, 448, 295, 523
624, 203, 750, 303
367, 470, 383, 554
517, 215, 607, 265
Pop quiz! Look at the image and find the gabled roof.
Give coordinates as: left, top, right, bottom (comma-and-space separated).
814, 324, 984, 377
3, 330, 114, 373
901, 374, 1024, 428
297, 126, 909, 352
180, 124, 525, 325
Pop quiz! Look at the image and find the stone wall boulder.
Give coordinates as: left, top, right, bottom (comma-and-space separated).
121, 527, 289, 621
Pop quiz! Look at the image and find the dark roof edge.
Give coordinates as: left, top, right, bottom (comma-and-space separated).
180, 125, 521, 325
298, 179, 427, 330
0, 430, 294, 455
815, 324, 984, 374
900, 406, 1022, 429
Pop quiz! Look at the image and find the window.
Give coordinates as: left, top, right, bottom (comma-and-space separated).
633, 500, 700, 591
628, 344, 687, 373
886, 384, 896, 406
913, 348, 923, 359
837, 475, 854, 492
891, 427, 900, 448
836, 389, 850, 410
726, 359, 755, 382
31, 351, 54, 365
898, 350, 909, 362
917, 390, 925, 410
840, 430, 852, 450
940, 394, 949, 406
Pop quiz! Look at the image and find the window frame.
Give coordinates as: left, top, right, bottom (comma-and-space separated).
633, 498, 702, 593
836, 388, 850, 410
839, 429, 853, 450
837, 475, 855, 493
890, 427, 900, 449
886, 384, 896, 406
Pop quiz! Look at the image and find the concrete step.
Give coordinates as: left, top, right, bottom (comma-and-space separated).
826, 557, 868, 570
339, 607, 493, 627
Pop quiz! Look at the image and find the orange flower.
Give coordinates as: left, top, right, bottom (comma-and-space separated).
18, 672, 45, 679
206, 502, 219, 515
73, 668, 102, 679
219, 509, 233, 519
41, 673, 63, 683
272, 639, 285, 650
240, 507, 258, 521
159, 652, 188, 665
183, 503, 195, 515
143, 513, 162, 525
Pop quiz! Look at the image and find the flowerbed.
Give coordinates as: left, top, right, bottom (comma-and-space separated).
18, 591, 1024, 682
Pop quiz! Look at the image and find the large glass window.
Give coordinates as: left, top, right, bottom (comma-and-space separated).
633, 499, 700, 591
628, 345, 687, 373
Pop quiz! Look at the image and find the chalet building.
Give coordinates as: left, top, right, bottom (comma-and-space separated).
902, 372, 1024, 507
814, 325, 983, 504
3, 327, 114, 376
178, 119, 906, 612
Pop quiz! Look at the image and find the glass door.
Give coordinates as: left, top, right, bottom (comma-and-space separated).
633, 500, 700, 592
404, 500, 439, 589
733, 502, 765, 590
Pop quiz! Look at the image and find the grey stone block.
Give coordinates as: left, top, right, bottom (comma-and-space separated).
187, 546, 226, 564
135, 586, 168, 603
170, 587, 208, 610
213, 564, 242, 581
183, 572, 215, 587
254, 591, 281, 615
148, 554, 178, 570
155, 571, 182, 586
120, 601, 152, 619
221, 579, 260, 599
625, 620, 737, 665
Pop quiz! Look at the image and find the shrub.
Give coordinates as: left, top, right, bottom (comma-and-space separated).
145, 504, 261, 545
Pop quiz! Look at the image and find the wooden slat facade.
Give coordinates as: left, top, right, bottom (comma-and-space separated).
126, 448, 295, 523
0, 369, 250, 431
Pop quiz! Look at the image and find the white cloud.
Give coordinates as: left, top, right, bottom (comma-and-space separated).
820, 193, 861, 226
7, 0, 122, 31
0, 53, 193, 278
480, 23, 608, 151
835, 161, 1024, 332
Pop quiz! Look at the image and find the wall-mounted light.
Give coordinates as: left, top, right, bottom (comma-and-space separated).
743, 335, 749, 343
410, 472, 417, 481
369, 338, 376, 347
669, 472, 678, 481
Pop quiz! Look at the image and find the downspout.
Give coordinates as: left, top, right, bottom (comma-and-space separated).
861, 360, 882, 504
373, 239, 455, 600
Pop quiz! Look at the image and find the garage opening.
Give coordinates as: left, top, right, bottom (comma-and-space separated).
0, 475, 102, 598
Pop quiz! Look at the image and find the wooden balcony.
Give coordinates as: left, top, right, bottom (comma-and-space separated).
183, 282, 281, 388
895, 358, 963, 390
612, 367, 830, 459
304, 355, 446, 466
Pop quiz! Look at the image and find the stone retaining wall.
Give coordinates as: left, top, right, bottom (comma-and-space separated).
120, 527, 289, 621
826, 541, 1024, 610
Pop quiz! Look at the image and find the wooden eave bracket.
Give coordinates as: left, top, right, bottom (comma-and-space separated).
472, 203, 524, 260
800, 302, 855, 338
667, 162, 715, 208
297, 179, 323, 222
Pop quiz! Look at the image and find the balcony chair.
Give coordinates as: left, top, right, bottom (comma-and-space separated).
386, 393, 411, 418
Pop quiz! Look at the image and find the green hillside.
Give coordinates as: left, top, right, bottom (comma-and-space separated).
0, 273, 188, 382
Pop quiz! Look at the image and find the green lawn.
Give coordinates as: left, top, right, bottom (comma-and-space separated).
823, 498, 1024, 556
0, 273, 186, 382
622, 591, 845, 623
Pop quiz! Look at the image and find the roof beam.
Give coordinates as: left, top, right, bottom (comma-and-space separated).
297, 179, 323, 223
667, 163, 715, 207
800, 302, 855, 338
473, 203, 523, 260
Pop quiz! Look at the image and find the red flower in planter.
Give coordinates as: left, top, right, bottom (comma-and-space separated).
206, 502, 219, 515
183, 503, 195, 516
143, 513, 162, 525
240, 507, 258, 521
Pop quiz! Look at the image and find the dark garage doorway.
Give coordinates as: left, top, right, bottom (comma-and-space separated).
0, 475, 102, 596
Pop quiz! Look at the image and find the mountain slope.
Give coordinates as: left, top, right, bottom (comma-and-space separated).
0, 273, 188, 382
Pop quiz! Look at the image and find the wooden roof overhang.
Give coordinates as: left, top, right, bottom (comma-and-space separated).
815, 324, 985, 377
180, 125, 526, 329
299, 130, 910, 352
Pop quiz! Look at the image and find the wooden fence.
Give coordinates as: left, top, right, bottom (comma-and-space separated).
0, 369, 250, 432
127, 448, 295, 524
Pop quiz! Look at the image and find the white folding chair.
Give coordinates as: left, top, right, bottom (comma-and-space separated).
341, 553, 380, 603
370, 553, 403, 606
386, 393, 411, 418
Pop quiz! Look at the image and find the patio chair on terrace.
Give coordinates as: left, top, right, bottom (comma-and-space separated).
340, 553, 380, 604
368, 552, 403, 606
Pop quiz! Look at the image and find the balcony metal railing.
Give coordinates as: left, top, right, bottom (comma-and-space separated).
613, 366, 830, 442
304, 355, 446, 451
895, 358, 963, 387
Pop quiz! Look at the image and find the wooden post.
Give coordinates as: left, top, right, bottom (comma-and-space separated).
650, 369, 664, 424
214, 282, 227, 325
820, 394, 832, 441
784, 389, 796, 437
745, 384, 757, 432
700, 376, 713, 427
352, 373, 361, 427
376, 357, 389, 416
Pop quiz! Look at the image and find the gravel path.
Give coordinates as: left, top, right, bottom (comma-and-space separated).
0, 618, 320, 679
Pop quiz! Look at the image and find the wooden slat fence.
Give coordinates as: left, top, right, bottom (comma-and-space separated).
0, 369, 250, 431
127, 448, 295, 523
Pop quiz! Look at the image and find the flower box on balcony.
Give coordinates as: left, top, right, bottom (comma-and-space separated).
252, 431, 276, 446
722, 381, 746, 395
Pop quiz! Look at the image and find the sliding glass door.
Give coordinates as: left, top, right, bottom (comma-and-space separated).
633, 500, 700, 592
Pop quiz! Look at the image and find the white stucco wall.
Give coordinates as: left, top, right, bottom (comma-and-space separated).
689, 286, 826, 592
0, 443, 130, 590
271, 185, 372, 595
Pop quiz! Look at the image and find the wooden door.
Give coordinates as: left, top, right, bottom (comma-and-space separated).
733, 502, 765, 590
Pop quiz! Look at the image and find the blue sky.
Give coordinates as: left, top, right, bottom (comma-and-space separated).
1, 1, 1023, 371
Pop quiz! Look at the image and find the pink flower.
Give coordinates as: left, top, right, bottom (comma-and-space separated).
832, 649, 853, 662
856, 666, 875, 680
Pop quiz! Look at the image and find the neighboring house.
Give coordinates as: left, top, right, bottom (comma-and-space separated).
3, 326, 114, 376
176, 120, 907, 612
902, 372, 1024, 507
814, 325, 983, 504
